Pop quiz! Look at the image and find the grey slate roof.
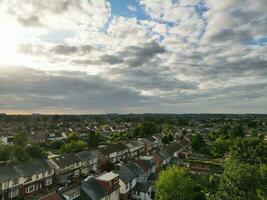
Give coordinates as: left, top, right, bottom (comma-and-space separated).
97, 143, 128, 156
81, 178, 107, 200
15, 159, 53, 177
0, 165, 20, 183
76, 150, 98, 162
115, 164, 137, 184
51, 153, 81, 168
134, 182, 152, 193
125, 161, 144, 177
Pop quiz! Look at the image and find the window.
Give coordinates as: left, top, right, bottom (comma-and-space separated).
3, 182, 8, 189
8, 188, 19, 198
26, 185, 35, 193
45, 178, 53, 186
12, 179, 19, 186
48, 170, 53, 175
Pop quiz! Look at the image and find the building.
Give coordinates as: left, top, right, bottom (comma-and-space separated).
115, 164, 137, 199
81, 171, 120, 200
76, 150, 98, 175
49, 154, 82, 185
15, 159, 54, 197
131, 182, 153, 200
0, 166, 22, 200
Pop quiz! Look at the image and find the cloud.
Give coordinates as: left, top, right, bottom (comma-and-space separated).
0, 66, 148, 113
101, 41, 166, 67
3, 0, 111, 31
0, 0, 267, 113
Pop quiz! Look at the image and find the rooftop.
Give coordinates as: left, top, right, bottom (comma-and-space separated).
96, 171, 119, 181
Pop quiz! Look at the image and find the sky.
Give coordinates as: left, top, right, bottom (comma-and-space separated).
0, 0, 267, 114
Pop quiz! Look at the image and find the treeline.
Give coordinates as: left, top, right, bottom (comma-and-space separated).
156, 125, 267, 200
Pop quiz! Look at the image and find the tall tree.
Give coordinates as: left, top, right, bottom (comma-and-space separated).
0, 143, 10, 162
13, 132, 28, 147
156, 166, 199, 200
216, 159, 267, 200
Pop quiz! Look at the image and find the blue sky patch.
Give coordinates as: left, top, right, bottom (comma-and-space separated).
108, 0, 149, 20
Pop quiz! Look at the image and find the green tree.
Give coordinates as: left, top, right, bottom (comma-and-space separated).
216, 160, 267, 200
0, 143, 10, 162
48, 140, 64, 150
87, 131, 105, 148
230, 125, 245, 138
13, 146, 29, 162
191, 134, 207, 152
156, 166, 199, 200
13, 132, 28, 147
26, 144, 47, 159
230, 137, 267, 164
60, 140, 87, 154
212, 137, 230, 157
68, 132, 79, 142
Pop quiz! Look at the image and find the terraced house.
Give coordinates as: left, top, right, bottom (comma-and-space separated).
0, 159, 54, 200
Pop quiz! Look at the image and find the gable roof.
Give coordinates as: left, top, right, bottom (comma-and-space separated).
76, 150, 98, 162
135, 159, 154, 172
134, 182, 152, 193
51, 153, 81, 168
0, 165, 21, 183
126, 161, 144, 176
115, 164, 137, 184
97, 143, 128, 156
15, 159, 53, 177
82, 178, 107, 200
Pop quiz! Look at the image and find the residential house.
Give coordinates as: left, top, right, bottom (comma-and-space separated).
131, 182, 153, 200
76, 150, 98, 175
0, 133, 13, 145
15, 159, 54, 196
0, 166, 23, 200
125, 162, 145, 183
49, 153, 82, 185
96, 143, 129, 164
60, 186, 81, 200
81, 171, 120, 200
134, 158, 156, 182
115, 164, 137, 199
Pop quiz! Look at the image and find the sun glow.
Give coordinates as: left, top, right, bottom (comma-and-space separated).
0, 26, 20, 65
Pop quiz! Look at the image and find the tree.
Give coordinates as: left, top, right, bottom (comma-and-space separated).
162, 134, 174, 145
216, 159, 267, 200
0, 143, 10, 162
191, 134, 207, 152
68, 132, 79, 142
230, 125, 245, 138
13, 132, 28, 147
26, 144, 47, 159
48, 140, 64, 150
211, 137, 230, 157
87, 131, 106, 148
156, 166, 199, 200
13, 146, 29, 162
60, 140, 87, 154
132, 121, 158, 138
230, 137, 267, 164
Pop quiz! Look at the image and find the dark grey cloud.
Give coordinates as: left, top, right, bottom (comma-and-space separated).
101, 41, 166, 67
111, 64, 197, 91
0, 66, 148, 113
